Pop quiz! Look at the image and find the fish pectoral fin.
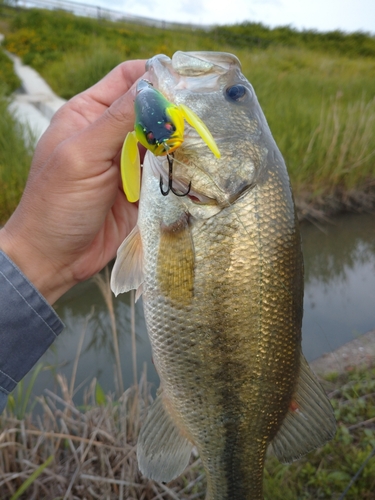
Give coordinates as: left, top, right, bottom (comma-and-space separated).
135, 283, 143, 302
121, 130, 141, 203
178, 103, 221, 158
157, 213, 195, 306
137, 391, 193, 482
270, 354, 336, 464
110, 225, 144, 296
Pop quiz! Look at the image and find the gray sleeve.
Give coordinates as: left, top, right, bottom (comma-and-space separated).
0, 250, 64, 413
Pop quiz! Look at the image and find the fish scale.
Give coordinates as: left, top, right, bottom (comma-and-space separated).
111, 51, 336, 499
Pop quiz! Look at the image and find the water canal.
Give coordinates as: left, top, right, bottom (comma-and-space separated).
29, 213, 375, 404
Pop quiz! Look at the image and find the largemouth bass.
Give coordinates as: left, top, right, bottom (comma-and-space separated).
111, 51, 336, 500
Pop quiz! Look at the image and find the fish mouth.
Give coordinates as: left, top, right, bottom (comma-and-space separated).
145, 52, 255, 206
146, 51, 241, 96
145, 51, 240, 156
147, 153, 254, 207
146, 51, 240, 76
171, 51, 241, 75
147, 153, 216, 205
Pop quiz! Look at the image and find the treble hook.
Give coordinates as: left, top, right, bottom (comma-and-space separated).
160, 153, 192, 197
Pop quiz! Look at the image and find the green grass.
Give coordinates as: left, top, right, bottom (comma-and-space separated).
0, 49, 21, 94
264, 366, 375, 499
2, 5, 375, 215
42, 40, 127, 99
236, 47, 375, 194
211, 23, 375, 58
0, 92, 34, 224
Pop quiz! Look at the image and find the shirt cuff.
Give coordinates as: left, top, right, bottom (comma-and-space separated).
0, 250, 64, 400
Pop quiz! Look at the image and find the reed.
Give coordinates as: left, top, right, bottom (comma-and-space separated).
0, 371, 205, 499
298, 94, 375, 191
1, 265, 205, 498
1, 269, 375, 498
236, 47, 375, 196
2, 354, 375, 498
92, 268, 124, 397
0, 92, 34, 225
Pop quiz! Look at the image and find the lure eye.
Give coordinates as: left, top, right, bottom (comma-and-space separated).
146, 131, 156, 145
164, 122, 175, 132
225, 84, 247, 102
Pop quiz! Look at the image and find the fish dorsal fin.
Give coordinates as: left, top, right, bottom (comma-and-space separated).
110, 225, 144, 297
271, 354, 336, 464
137, 391, 194, 482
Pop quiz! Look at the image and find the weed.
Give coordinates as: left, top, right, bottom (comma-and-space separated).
0, 92, 34, 224
2, 344, 375, 498
0, 49, 21, 94
2, 7, 375, 215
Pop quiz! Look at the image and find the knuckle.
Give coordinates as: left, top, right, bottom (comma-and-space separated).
106, 98, 135, 130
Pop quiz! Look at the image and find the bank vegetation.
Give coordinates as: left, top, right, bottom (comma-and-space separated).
1, 5, 375, 221
1, 332, 375, 499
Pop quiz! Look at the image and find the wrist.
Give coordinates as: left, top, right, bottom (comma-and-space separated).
0, 225, 74, 305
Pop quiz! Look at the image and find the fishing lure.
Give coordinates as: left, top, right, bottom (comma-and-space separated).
121, 79, 220, 202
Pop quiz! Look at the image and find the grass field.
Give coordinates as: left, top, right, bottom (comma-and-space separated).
1, 6, 375, 220
0, 93, 34, 223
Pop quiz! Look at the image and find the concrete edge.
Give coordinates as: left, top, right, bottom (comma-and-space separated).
1, 40, 67, 142
311, 330, 375, 377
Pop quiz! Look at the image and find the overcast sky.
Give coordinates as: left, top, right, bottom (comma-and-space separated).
76, 0, 375, 34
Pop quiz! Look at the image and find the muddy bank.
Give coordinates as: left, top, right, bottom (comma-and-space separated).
295, 185, 375, 223
311, 329, 375, 378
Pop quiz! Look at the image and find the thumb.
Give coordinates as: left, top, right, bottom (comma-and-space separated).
65, 82, 139, 178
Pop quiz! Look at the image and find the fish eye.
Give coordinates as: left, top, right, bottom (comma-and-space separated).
225, 84, 247, 102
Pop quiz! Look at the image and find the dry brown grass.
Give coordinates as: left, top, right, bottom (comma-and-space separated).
0, 268, 205, 500
0, 373, 205, 499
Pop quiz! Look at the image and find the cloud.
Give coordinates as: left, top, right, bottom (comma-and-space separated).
252, 0, 281, 4
180, 0, 206, 17
80, 0, 375, 33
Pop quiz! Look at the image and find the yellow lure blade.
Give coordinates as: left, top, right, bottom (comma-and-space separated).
120, 131, 141, 203
178, 103, 221, 158
166, 105, 185, 142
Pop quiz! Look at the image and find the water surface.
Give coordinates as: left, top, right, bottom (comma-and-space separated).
301, 213, 375, 361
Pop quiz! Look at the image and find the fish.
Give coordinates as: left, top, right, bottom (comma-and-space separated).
111, 51, 336, 500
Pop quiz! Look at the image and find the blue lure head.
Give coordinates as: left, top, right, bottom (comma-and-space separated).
134, 80, 184, 156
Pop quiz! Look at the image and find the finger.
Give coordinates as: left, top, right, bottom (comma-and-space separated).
66, 81, 140, 177
33, 61, 146, 167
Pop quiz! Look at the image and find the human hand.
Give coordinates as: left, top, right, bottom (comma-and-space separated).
0, 59, 146, 304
